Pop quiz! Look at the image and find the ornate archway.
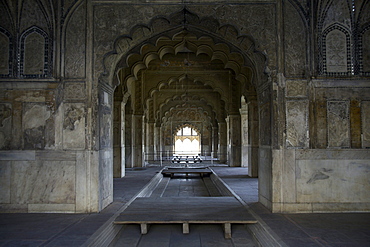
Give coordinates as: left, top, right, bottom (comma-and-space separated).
105, 7, 270, 207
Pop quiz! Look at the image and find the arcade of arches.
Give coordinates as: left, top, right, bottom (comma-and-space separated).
0, 1, 370, 215
113, 31, 259, 175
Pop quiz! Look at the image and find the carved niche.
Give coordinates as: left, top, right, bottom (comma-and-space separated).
20, 27, 50, 77
24, 32, 44, 75
361, 28, 370, 73
324, 28, 349, 74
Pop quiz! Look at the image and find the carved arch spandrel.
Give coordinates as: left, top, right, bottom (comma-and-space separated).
101, 8, 267, 90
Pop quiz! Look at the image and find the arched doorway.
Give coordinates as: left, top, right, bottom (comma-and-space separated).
174, 125, 200, 156
104, 7, 270, 209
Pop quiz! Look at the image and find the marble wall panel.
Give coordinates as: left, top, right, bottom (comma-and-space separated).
99, 150, 113, 210
64, 83, 86, 101
296, 160, 370, 203
286, 100, 308, 148
258, 147, 272, 208
286, 80, 307, 97
10, 161, 76, 204
0, 103, 12, 149
0, 161, 11, 203
63, 103, 85, 149
362, 101, 370, 147
23, 103, 51, 149
325, 30, 348, 73
327, 101, 350, 147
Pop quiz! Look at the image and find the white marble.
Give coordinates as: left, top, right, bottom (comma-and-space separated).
10, 161, 76, 204
296, 159, 370, 203
0, 162, 11, 203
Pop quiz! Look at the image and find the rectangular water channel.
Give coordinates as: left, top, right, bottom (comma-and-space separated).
151, 174, 223, 197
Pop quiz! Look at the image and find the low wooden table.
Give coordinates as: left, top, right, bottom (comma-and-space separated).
161, 167, 212, 177
114, 197, 257, 238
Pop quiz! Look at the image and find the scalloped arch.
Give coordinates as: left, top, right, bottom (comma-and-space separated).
99, 7, 267, 89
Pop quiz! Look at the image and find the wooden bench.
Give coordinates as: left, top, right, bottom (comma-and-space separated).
114, 197, 257, 239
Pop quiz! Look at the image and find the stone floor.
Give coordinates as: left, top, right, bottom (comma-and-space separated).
0, 166, 369, 246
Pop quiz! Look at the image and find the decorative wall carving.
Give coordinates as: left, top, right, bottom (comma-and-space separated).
65, 2, 86, 78
63, 105, 84, 130
284, 1, 307, 76
23, 104, 51, 149
64, 83, 86, 101
19, 0, 49, 33
63, 104, 86, 149
0, 103, 12, 149
286, 100, 308, 148
327, 101, 350, 147
286, 80, 307, 97
325, 29, 348, 73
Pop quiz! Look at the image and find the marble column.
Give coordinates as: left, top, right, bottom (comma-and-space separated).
212, 126, 218, 158
146, 122, 155, 163
227, 114, 241, 167
154, 124, 161, 161
113, 101, 125, 178
248, 100, 259, 177
240, 103, 248, 168
218, 122, 227, 163
125, 111, 133, 168
131, 114, 143, 167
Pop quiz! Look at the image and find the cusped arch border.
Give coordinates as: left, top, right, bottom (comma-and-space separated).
158, 93, 219, 124
147, 73, 227, 118
100, 7, 267, 90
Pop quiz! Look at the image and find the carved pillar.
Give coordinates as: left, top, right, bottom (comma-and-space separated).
131, 114, 143, 167
146, 121, 155, 163
113, 101, 125, 178
125, 107, 132, 168
240, 101, 248, 168
212, 126, 218, 158
154, 124, 161, 161
248, 99, 259, 177
227, 114, 241, 167
218, 122, 227, 163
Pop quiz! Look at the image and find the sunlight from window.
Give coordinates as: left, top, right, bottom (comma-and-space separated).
174, 127, 200, 155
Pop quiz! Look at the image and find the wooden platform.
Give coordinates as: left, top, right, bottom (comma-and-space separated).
162, 167, 212, 177
114, 197, 257, 238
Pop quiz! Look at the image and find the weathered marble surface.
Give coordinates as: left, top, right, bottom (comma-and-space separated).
362, 101, 370, 148
63, 103, 86, 149
272, 149, 370, 213
286, 100, 308, 148
297, 160, 370, 203
10, 161, 75, 204
327, 101, 350, 147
